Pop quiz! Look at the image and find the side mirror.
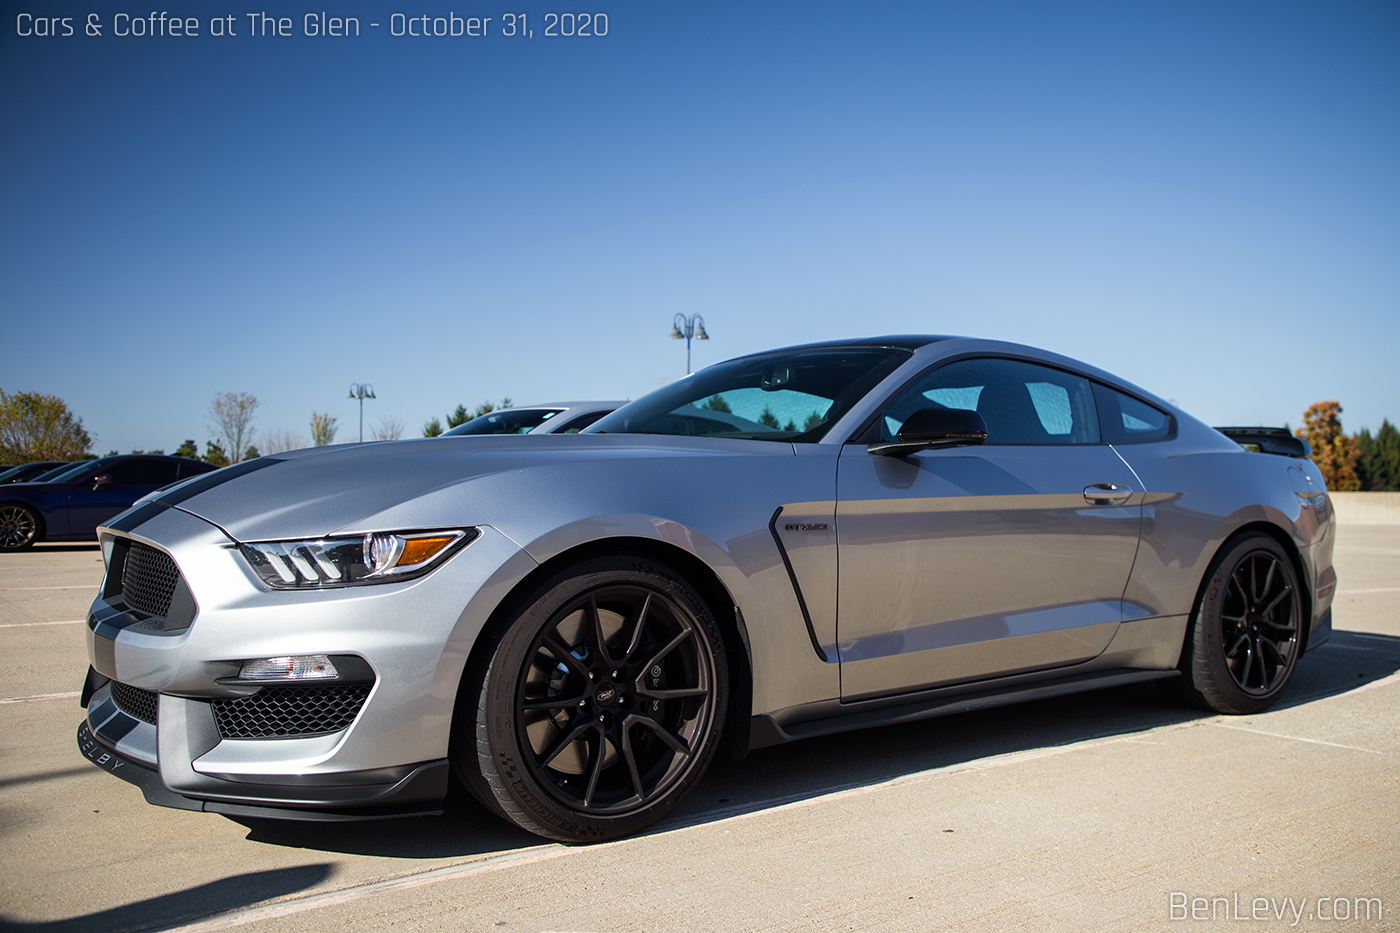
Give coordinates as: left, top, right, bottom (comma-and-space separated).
92, 474, 111, 490
868, 408, 988, 457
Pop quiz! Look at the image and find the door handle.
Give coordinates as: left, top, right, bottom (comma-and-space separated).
1084, 483, 1133, 505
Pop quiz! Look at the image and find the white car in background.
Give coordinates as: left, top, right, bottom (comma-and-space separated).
442, 401, 626, 436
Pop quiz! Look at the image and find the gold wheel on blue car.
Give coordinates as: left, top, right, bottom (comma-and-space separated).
458, 557, 727, 842
1177, 533, 1302, 715
0, 504, 40, 551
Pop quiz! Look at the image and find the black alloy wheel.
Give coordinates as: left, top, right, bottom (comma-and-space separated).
1175, 533, 1303, 714
459, 557, 727, 842
0, 504, 40, 551
1219, 549, 1299, 695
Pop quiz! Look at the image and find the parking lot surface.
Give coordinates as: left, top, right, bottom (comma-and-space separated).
1, 525, 1396, 932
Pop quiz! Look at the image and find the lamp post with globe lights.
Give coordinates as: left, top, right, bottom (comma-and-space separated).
348, 383, 376, 442
669, 314, 709, 375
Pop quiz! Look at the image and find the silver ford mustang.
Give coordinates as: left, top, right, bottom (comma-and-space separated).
78, 336, 1336, 842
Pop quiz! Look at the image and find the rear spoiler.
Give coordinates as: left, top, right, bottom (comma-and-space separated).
1214, 427, 1311, 459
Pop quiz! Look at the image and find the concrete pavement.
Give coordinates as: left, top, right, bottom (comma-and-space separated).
1, 524, 1396, 932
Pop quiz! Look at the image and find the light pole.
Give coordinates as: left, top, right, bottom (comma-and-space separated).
669, 313, 709, 374
348, 383, 376, 442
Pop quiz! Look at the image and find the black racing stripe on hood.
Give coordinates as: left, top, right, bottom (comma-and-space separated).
155, 457, 282, 505
104, 501, 169, 533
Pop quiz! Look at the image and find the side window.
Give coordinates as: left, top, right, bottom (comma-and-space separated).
556, 410, 610, 434
879, 358, 1101, 446
106, 460, 179, 487
1092, 383, 1172, 443
177, 460, 213, 480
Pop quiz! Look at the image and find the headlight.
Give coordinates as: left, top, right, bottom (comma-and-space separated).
238, 528, 477, 588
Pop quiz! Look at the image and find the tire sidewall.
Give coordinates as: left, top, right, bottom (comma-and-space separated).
1189, 534, 1302, 714
473, 556, 727, 842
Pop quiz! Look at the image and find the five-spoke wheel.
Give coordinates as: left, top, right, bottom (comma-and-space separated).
457, 556, 727, 842
1176, 533, 1302, 714
0, 504, 40, 551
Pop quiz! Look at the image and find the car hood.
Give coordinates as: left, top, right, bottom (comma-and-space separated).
158, 435, 795, 543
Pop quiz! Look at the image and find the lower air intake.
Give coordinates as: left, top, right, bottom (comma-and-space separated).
211, 684, 372, 739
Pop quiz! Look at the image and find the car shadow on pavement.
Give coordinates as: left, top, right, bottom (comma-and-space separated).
215, 629, 1400, 861
672, 628, 1400, 831
0, 864, 332, 933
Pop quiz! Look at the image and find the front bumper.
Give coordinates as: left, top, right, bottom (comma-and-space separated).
77, 719, 447, 820
78, 500, 534, 819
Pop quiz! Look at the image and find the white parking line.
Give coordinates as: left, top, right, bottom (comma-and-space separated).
1211, 722, 1385, 755
0, 585, 95, 591
0, 691, 81, 704
0, 619, 84, 629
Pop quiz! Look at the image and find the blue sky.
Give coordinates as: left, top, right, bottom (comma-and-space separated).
2, 0, 1397, 454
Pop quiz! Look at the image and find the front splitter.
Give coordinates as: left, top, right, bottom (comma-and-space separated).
77, 722, 448, 821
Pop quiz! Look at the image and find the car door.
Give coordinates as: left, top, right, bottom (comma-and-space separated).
836, 357, 1144, 700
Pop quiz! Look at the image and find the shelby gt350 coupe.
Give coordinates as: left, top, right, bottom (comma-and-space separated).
78, 336, 1335, 842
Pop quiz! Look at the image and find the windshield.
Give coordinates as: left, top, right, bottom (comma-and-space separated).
588, 347, 910, 442
443, 409, 562, 436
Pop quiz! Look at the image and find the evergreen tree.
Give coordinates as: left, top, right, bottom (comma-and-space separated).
446, 404, 471, 429
422, 417, 444, 437
1357, 419, 1400, 491
174, 440, 200, 459
702, 395, 732, 413
203, 441, 230, 467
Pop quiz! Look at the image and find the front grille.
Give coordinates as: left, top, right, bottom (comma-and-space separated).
122, 542, 178, 617
211, 684, 372, 739
110, 681, 159, 725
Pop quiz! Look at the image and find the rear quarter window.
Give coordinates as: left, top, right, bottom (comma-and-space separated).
1092, 383, 1173, 443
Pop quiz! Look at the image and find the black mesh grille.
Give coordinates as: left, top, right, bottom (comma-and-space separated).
122, 542, 178, 616
110, 681, 159, 725
211, 684, 371, 739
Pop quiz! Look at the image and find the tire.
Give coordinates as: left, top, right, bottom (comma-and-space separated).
0, 504, 41, 551
455, 556, 728, 843
1174, 533, 1303, 715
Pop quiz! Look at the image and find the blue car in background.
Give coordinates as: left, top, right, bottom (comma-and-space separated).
0, 461, 70, 484
0, 455, 217, 551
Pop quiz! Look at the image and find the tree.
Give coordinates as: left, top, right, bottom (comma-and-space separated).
0, 390, 92, 461
702, 395, 732, 413
1357, 419, 1400, 492
209, 392, 259, 465
758, 406, 780, 428
310, 412, 338, 446
446, 405, 471, 429
174, 439, 200, 459
373, 416, 406, 441
435, 398, 513, 434
203, 441, 230, 468
472, 398, 512, 419
244, 444, 261, 461
1296, 401, 1361, 491
262, 429, 306, 454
